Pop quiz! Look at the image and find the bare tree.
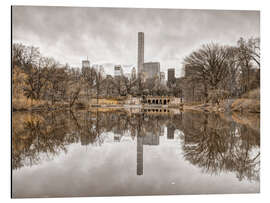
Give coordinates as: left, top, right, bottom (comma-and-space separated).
238, 37, 260, 68
94, 69, 104, 104
12, 43, 40, 71
82, 66, 96, 98
183, 43, 232, 102
237, 37, 260, 94
23, 58, 49, 102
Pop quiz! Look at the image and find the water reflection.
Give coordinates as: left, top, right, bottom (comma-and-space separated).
180, 112, 260, 182
12, 109, 260, 197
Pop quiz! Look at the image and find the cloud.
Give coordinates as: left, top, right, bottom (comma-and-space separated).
12, 6, 260, 77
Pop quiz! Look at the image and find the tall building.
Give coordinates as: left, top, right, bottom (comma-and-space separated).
99, 65, 105, 77
137, 32, 144, 76
167, 68, 176, 87
92, 64, 99, 71
142, 62, 160, 79
114, 65, 123, 77
160, 72, 166, 85
82, 59, 90, 69
131, 67, 136, 80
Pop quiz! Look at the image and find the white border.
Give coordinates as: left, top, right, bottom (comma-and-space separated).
1, 0, 269, 202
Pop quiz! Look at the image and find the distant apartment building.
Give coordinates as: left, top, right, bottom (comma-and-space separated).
82, 59, 90, 69
131, 67, 136, 80
114, 65, 123, 77
160, 72, 166, 85
167, 68, 176, 87
97, 65, 105, 77
142, 62, 160, 79
184, 65, 198, 78
92, 64, 99, 71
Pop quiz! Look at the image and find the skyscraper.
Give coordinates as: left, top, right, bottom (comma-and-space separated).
82, 59, 90, 69
137, 32, 144, 76
99, 65, 105, 77
142, 62, 160, 79
167, 68, 176, 87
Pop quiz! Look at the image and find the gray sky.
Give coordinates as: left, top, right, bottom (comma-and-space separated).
12, 6, 260, 77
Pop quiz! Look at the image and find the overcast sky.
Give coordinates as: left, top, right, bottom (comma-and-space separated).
12, 6, 260, 77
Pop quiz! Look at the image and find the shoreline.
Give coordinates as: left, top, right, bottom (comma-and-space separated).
12, 97, 260, 115
12, 101, 260, 114
12, 103, 260, 135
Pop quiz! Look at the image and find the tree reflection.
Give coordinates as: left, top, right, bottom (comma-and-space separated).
12, 109, 260, 182
180, 111, 260, 182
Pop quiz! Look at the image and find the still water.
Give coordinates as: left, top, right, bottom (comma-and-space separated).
12, 109, 260, 198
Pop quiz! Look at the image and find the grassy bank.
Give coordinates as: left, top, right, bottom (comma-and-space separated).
183, 88, 260, 114
231, 112, 260, 132
12, 96, 76, 112
231, 98, 260, 113
231, 88, 260, 113
12, 97, 47, 111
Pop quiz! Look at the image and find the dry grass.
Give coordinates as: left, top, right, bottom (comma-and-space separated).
88, 107, 125, 113
89, 98, 119, 105
230, 88, 260, 113
12, 112, 44, 139
12, 96, 47, 111
231, 112, 260, 132
231, 98, 260, 113
241, 88, 260, 99
184, 101, 204, 106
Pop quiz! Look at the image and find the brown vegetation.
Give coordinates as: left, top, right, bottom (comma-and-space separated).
12, 36, 260, 112
231, 112, 260, 132
181, 37, 260, 109
232, 98, 260, 113
231, 88, 260, 113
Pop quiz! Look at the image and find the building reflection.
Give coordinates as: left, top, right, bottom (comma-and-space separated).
160, 126, 164, 136
136, 131, 162, 175
12, 109, 260, 182
136, 113, 165, 175
137, 135, 144, 175
167, 123, 175, 140
80, 134, 92, 146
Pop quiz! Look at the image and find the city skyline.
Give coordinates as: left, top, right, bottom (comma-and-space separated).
12, 6, 259, 78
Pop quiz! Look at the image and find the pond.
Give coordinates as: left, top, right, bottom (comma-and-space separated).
12, 109, 260, 198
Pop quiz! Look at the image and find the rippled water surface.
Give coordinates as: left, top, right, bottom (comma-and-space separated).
12, 109, 260, 198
